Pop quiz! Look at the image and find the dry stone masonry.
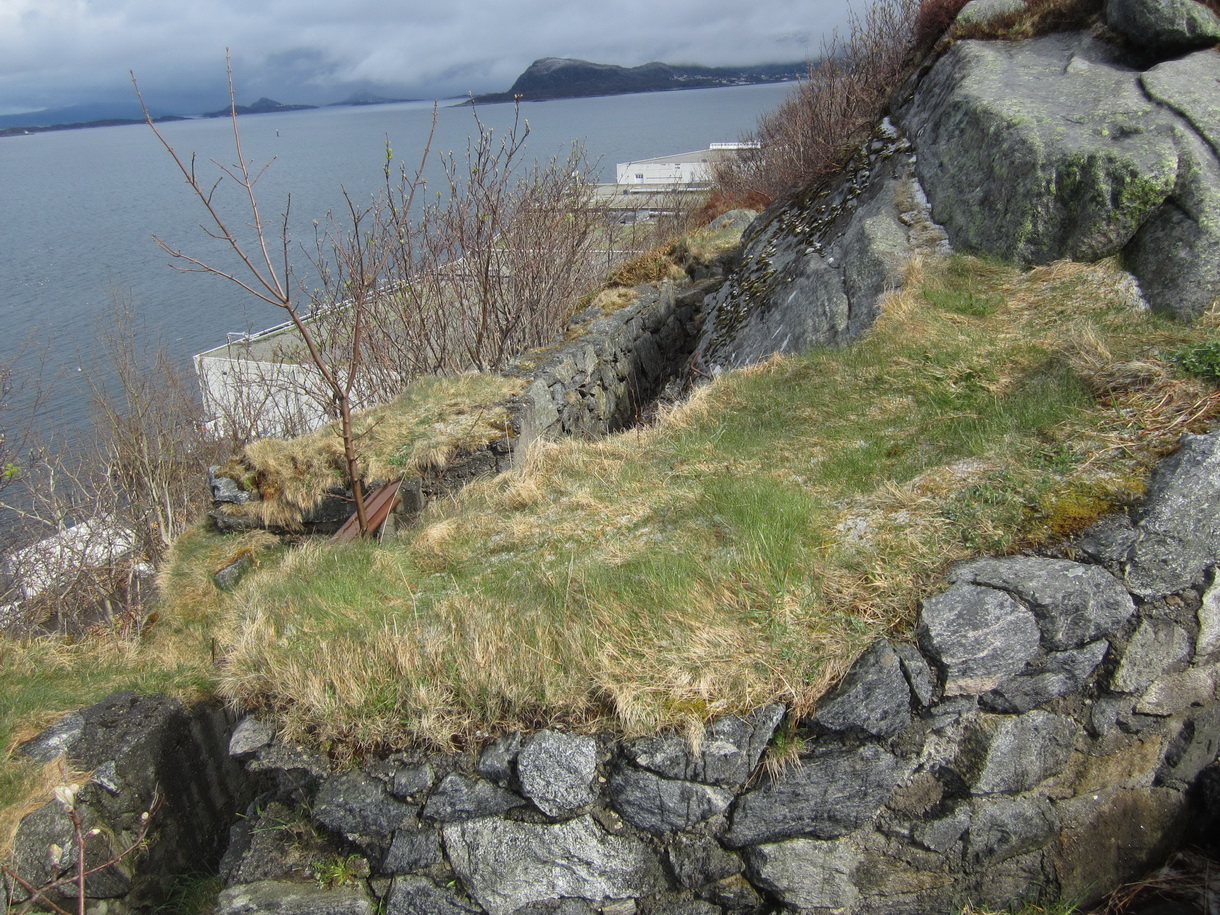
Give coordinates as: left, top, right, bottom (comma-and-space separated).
21, 428, 1218, 913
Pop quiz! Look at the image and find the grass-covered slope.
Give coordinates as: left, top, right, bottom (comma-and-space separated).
2, 253, 1217, 845
208, 254, 1218, 754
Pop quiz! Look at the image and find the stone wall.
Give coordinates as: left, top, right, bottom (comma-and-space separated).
207, 275, 716, 537
8, 692, 254, 912
171, 429, 1220, 915
509, 278, 713, 442
13, 391, 1220, 915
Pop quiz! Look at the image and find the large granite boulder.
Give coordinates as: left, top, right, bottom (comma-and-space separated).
900, 32, 1220, 318
1105, 0, 1220, 55
442, 815, 666, 915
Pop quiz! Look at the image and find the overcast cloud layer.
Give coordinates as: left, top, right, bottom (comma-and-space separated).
1, 0, 846, 116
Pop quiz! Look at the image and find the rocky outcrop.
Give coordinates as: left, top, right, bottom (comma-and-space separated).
9, 693, 253, 912
1105, 0, 1220, 55
902, 32, 1220, 319
696, 10, 1220, 376
692, 120, 948, 377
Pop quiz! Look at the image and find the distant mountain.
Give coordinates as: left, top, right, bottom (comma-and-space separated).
471, 58, 806, 104
0, 102, 173, 131
0, 113, 187, 139
201, 97, 318, 118
327, 92, 415, 107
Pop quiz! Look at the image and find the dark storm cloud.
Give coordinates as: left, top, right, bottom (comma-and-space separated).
0, 0, 849, 115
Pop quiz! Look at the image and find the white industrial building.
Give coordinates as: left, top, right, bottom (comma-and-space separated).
615, 142, 758, 187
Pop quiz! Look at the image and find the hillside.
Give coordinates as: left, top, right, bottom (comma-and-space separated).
470, 57, 805, 103
3, 0, 1220, 911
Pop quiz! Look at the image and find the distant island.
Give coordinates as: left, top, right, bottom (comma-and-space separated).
200, 96, 318, 118
0, 58, 804, 137
470, 57, 806, 104
0, 93, 418, 138
0, 114, 190, 138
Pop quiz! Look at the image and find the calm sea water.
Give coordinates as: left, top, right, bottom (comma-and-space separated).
0, 82, 791, 438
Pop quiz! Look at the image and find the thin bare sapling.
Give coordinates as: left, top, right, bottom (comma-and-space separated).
133, 63, 380, 534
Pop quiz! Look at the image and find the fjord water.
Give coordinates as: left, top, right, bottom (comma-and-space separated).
0, 82, 791, 438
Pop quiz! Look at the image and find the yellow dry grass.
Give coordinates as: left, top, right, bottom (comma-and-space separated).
231, 373, 525, 529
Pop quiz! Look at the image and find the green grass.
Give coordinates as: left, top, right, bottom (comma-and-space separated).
3, 254, 1217, 797
204, 255, 1219, 754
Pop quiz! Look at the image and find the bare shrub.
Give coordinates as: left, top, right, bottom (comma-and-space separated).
713, 0, 919, 206
914, 0, 971, 52
0, 301, 225, 635
88, 304, 227, 565
136, 63, 383, 533
358, 108, 610, 388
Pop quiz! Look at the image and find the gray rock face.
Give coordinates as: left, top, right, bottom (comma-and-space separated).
743, 838, 862, 910
221, 800, 340, 886
217, 880, 375, 915
607, 765, 734, 834
950, 556, 1135, 650
958, 712, 1080, 794
12, 692, 252, 912
229, 716, 276, 759
442, 815, 666, 915
812, 640, 913, 737
314, 772, 416, 841
1125, 55, 1220, 320
665, 835, 744, 890
382, 827, 443, 874
1111, 617, 1193, 693
622, 704, 784, 789
967, 796, 1058, 864
692, 122, 944, 376
389, 762, 435, 800
982, 641, 1110, 713
918, 582, 1041, 695
210, 466, 253, 504
385, 876, 481, 915
1124, 432, 1220, 598
900, 33, 1220, 318
18, 710, 85, 763
10, 800, 133, 901
1197, 573, 1220, 658
893, 642, 938, 707
476, 733, 522, 786
724, 743, 905, 846
903, 34, 1175, 265
516, 730, 598, 816
214, 553, 255, 591
421, 773, 525, 823
1105, 0, 1220, 54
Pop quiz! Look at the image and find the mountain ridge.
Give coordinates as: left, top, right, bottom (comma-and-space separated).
470, 56, 806, 103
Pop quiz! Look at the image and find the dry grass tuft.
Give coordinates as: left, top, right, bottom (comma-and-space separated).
99, 252, 1220, 758
588, 287, 637, 315
226, 373, 524, 529
607, 244, 686, 288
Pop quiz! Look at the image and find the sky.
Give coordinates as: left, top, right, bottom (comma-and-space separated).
0, 0, 846, 117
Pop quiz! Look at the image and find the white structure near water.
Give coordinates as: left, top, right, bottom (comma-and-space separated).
194, 143, 751, 438
614, 142, 758, 187
194, 321, 335, 440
